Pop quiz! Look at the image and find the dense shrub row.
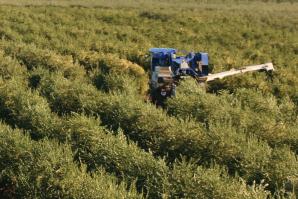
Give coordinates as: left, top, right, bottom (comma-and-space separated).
0, 77, 166, 197
0, 122, 270, 199
2, 4, 297, 105
0, 78, 60, 140
78, 51, 148, 96
0, 5, 296, 106
0, 4, 297, 105
0, 41, 86, 80
169, 160, 271, 199
0, 122, 141, 199
166, 79, 298, 153
0, 55, 161, 195
0, 40, 148, 96
0, 2, 297, 198
0, 50, 28, 82
76, 51, 145, 77
64, 114, 270, 198
35, 71, 298, 194
62, 114, 169, 198
0, 61, 272, 198
207, 70, 298, 109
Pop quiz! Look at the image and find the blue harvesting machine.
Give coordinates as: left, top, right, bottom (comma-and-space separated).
149, 48, 274, 106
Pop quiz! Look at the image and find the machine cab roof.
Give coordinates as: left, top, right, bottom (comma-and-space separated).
149, 48, 176, 57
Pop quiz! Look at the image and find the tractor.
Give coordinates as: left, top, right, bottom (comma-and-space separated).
149, 48, 274, 106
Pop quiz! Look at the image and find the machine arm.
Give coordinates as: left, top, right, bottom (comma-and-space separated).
203, 63, 274, 82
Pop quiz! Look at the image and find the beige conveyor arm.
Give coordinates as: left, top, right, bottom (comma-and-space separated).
205, 63, 274, 82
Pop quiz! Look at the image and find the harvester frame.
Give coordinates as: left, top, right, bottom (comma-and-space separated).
149, 48, 274, 106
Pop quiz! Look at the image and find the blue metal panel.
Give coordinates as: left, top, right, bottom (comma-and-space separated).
149, 48, 176, 54
200, 53, 208, 65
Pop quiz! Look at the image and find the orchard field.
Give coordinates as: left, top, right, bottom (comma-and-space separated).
0, 0, 297, 198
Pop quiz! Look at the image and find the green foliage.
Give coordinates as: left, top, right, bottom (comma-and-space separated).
35, 71, 298, 195
36, 70, 102, 115
169, 159, 270, 199
267, 147, 298, 193
167, 79, 298, 152
166, 79, 298, 193
0, 1, 297, 198
62, 114, 170, 198
0, 76, 167, 197
93, 71, 144, 96
0, 50, 27, 82
0, 72, 269, 198
77, 51, 148, 95
0, 71, 240, 197
0, 41, 86, 80
0, 122, 141, 199
0, 78, 61, 140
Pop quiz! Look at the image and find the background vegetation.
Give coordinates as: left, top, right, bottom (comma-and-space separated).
0, 0, 297, 198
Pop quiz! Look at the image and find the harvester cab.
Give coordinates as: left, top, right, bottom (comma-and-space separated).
149, 48, 210, 106
149, 48, 275, 106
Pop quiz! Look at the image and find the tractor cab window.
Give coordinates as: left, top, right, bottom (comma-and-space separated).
151, 54, 171, 69
152, 57, 160, 68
